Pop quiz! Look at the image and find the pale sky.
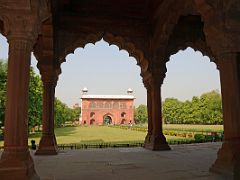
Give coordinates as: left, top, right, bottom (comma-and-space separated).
0, 35, 221, 107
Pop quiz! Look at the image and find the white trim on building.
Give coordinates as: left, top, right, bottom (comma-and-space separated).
81, 95, 135, 100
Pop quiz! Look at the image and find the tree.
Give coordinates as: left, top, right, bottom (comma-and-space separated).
199, 90, 222, 124
134, 104, 148, 124
162, 98, 183, 124
54, 98, 79, 127
162, 90, 223, 125
72, 107, 81, 122
0, 59, 80, 131
28, 68, 43, 131
0, 60, 7, 130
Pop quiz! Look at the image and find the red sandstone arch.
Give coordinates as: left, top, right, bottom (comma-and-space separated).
0, 15, 8, 37
121, 112, 126, 118
103, 113, 114, 125
151, 1, 222, 65
0, 20, 4, 35
60, 32, 149, 73
164, 14, 217, 66
121, 119, 127, 125
166, 42, 217, 67
150, 1, 193, 59
192, 0, 240, 55
90, 112, 95, 118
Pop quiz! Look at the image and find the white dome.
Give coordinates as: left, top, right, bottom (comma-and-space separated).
82, 87, 88, 92
127, 88, 133, 94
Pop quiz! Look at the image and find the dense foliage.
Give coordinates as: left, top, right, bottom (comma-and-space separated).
0, 60, 7, 129
28, 68, 43, 131
134, 90, 222, 125
134, 104, 148, 124
55, 98, 81, 127
162, 90, 223, 125
0, 60, 80, 132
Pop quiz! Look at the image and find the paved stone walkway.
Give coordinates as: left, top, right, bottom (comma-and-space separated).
29, 142, 226, 180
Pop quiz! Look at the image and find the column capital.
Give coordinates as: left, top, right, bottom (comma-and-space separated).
216, 52, 239, 70
3, 14, 41, 46
38, 62, 60, 84
41, 70, 59, 85
141, 63, 166, 87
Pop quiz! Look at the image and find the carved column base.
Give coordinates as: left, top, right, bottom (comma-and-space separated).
35, 134, 58, 155
144, 133, 171, 151
0, 149, 39, 180
144, 132, 152, 145
210, 140, 240, 180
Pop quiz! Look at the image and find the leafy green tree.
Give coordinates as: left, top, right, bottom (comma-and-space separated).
55, 98, 79, 127
0, 60, 7, 129
199, 90, 222, 124
28, 68, 43, 131
72, 107, 81, 122
0, 61, 44, 132
134, 104, 148, 124
162, 98, 183, 124
162, 90, 223, 125
0, 59, 80, 131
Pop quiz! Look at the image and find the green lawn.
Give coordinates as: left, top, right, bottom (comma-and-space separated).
163, 124, 223, 132
139, 124, 223, 132
0, 126, 189, 146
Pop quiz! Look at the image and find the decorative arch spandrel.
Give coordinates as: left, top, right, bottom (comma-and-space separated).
193, 0, 240, 55
58, 31, 149, 74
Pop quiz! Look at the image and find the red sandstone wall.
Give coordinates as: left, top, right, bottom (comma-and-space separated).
81, 98, 134, 125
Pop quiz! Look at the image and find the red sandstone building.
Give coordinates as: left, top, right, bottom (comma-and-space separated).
80, 88, 134, 125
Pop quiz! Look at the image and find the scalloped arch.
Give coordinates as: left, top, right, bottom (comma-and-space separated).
166, 40, 218, 70
61, 32, 149, 73
0, 15, 8, 37
191, 0, 229, 54
167, 39, 216, 62
0, 19, 3, 35
103, 113, 114, 120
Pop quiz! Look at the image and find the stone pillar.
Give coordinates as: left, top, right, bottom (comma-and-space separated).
143, 81, 153, 146
210, 53, 240, 179
0, 37, 39, 179
143, 72, 170, 151
35, 68, 58, 155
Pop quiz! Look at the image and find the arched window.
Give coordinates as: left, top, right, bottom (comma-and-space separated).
121, 112, 126, 118
89, 102, 96, 109
120, 103, 127, 109
113, 102, 119, 109
97, 102, 104, 108
90, 112, 95, 118
104, 102, 111, 109
103, 116, 112, 125
121, 119, 126, 124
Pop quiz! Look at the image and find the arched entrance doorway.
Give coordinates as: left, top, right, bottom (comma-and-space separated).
121, 119, 126, 124
103, 115, 112, 125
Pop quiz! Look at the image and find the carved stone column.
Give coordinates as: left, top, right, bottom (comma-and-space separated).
143, 80, 153, 147
210, 53, 240, 179
35, 66, 58, 155
143, 71, 170, 151
150, 74, 171, 150
0, 23, 39, 180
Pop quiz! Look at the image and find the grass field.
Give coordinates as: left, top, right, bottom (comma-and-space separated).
0, 126, 189, 146
0, 124, 223, 146
137, 124, 223, 133
163, 124, 223, 132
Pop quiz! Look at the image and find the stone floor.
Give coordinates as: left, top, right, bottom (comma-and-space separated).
26, 142, 227, 180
